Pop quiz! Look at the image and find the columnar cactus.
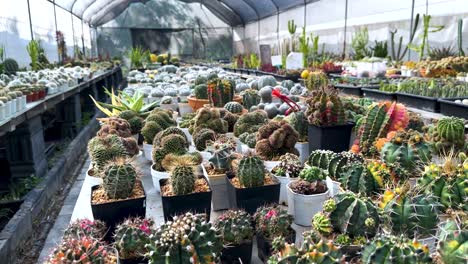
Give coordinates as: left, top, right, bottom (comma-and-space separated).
361, 235, 432, 264
224, 101, 243, 114
145, 212, 222, 264
255, 120, 299, 160
88, 134, 128, 171
304, 70, 329, 91
192, 128, 216, 151
46, 236, 108, 264
207, 78, 234, 107
241, 89, 261, 111
215, 210, 253, 245
284, 111, 308, 142
233, 110, 268, 137
114, 217, 155, 260
189, 107, 228, 134
268, 238, 344, 264
170, 165, 196, 195
237, 155, 265, 188
305, 86, 346, 126
383, 192, 440, 238
430, 116, 466, 153
102, 159, 137, 200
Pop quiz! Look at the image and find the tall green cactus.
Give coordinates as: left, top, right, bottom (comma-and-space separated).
241, 89, 260, 112
390, 13, 420, 61
458, 19, 465, 56
299, 27, 310, 68
170, 165, 196, 196
207, 78, 234, 107
305, 87, 346, 127
237, 155, 265, 188
102, 159, 137, 199
88, 134, 128, 171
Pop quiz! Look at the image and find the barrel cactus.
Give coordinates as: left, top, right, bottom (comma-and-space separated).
153, 127, 188, 147
237, 155, 265, 188
194, 84, 208, 99
215, 210, 253, 245
160, 134, 188, 155
305, 87, 346, 126
339, 160, 389, 195
304, 70, 328, 91
362, 235, 432, 264
46, 236, 108, 264
208, 146, 232, 174
430, 116, 466, 154
87, 134, 128, 171
192, 128, 216, 151
114, 217, 155, 260
241, 89, 261, 111
189, 107, 228, 134
233, 110, 268, 137
257, 75, 277, 88
224, 101, 243, 114
102, 159, 137, 199
145, 212, 222, 263
3, 58, 19, 75
238, 132, 257, 148
170, 165, 196, 195
141, 121, 162, 144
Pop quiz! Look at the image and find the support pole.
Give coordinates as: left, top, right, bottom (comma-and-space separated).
71, 13, 76, 53
81, 20, 86, 57
342, 0, 348, 59
26, 0, 34, 40
408, 0, 415, 60
53, 1, 60, 62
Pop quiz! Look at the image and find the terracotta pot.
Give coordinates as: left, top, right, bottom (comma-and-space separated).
187, 96, 209, 111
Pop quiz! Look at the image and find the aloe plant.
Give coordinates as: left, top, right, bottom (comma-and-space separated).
26, 40, 40, 71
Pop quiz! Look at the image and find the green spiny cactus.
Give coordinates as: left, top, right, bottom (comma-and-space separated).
141, 121, 162, 144
3, 58, 19, 75
339, 161, 383, 196
362, 235, 432, 264
152, 148, 168, 171
268, 238, 344, 264
145, 110, 176, 130
153, 127, 188, 147
194, 84, 208, 99
118, 110, 143, 134
238, 132, 257, 149
383, 192, 440, 238
284, 111, 308, 142
255, 120, 299, 161
189, 107, 228, 134
254, 205, 293, 239
233, 110, 268, 137
46, 236, 108, 263
208, 147, 232, 174
219, 108, 238, 132
63, 219, 107, 240
307, 150, 335, 170
207, 78, 234, 107
288, 20, 297, 35
215, 210, 253, 245
87, 134, 128, 171
224, 101, 243, 114
431, 117, 466, 154
312, 212, 333, 235
145, 212, 222, 263
305, 87, 346, 126
437, 219, 468, 264
328, 151, 364, 180
241, 89, 261, 111
237, 155, 265, 188
192, 128, 216, 151
304, 71, 329, 91
299, 166, 327, 182
195, 75, 208, 85
170, 165, 196, 195
102, 159, 137, 199
160, 134, 188, 155
114, 217, 155, 260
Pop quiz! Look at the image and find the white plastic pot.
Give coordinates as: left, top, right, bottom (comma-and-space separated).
16, 96, 21, 111
143, 143, 153, 161
11, 99, 17, 113
5, 101, 11, 118
264, 161, 280, 172
275, 175, 292, 206
200, 151, 213, 161
287, 181, 329, 226
202, 164, 229, 210
180, 128, 192, 145
0, 104, 5, 120
295, 142, 309, 164
326, 176, 341, 197
178, 103, 193, 116
151, 164, 170, 193
21, 96, 27, 109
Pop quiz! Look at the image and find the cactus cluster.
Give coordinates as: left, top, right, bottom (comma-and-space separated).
170, 165, 196, 195
339, 160, 389, 196
114, 217, 155, 260
304, 70, 329, 91
215, 210, 254, 245
313, 192, 380, 240
381, 129, 432, 176
361, 235, 432, 264
238, 132, 257, 148
307, 150, 364, 180
233, 110, 268, 137
271, 153, 303, 178
255, 120, 299, 161
241, 89, 261, 111
284, 111, 308, 142
145, 212, 222, 263
305, 86, 346, 126
290, 166, 328, 195
102, 158, 138, 200
193, 84, 208, 99
153, 127, 188, 147
429, 117, 466, 154
193, 128, 216, 151
254, 205, 294, 240
224, 101, 243, 114
88, 134, 128, 171
207, 78, 235, 107
189, 107, 228, 134
118, 110, 143, 134
237, 155, 265, 188
63, 219, 107, 240
141, 109, 176, 144
46, 236, 108, 264
219, 108, 239, 132
97, 117, 133, 138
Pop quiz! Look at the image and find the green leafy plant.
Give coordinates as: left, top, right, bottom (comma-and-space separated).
390, 13, 420, 61
26, 40, 40, 71
249, 53, 260, 69
409, 14, 444, 60
370, 40, 388, 58
351, 27, 370, 60
90, 88, 158, 117
298, 27, 310, 68
128, 46, 149, 69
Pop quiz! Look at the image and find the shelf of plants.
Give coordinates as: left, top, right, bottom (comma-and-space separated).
38, 62, 467, 264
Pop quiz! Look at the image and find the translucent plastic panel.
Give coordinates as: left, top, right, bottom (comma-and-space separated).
54, 0, 76, 11
73, 15, 83, 54
243, 0, 277, 19
56, 6, 75, 58
73, 0, 96, 17
30, 0, 59, 62
272, 0, 303, 10
0, 0, 32, 67
222, 0, 258, 23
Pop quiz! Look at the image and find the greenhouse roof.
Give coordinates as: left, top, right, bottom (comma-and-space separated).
50, 0, 318, 27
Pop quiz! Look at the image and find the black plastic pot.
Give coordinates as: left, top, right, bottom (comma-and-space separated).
91, 182, 146, 234
395, 92, 440, 112
226, 174, 280, 215
362, 88, 396, 101
308, 123, 355, 152
119, 256, 148, 264
334, 84, 363, 96
221, 240, 253, 264
438, 97, 468, 119
160, 178, 212, 221
256, 231, 296, 262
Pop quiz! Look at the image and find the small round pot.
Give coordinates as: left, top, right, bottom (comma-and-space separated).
151, 164, 169, 193
274, 175, 293, 206
143, 143, 152, 161
287, 181, 329, 226
326, 176, 341, 197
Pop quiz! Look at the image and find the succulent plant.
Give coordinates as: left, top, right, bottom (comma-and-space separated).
170, 165, 196, 195
233, 110, 268, 137
436, 219, 468, 264
160, 152, 203, 172
118, 110, 143, 134
114, 217, 155, 260
141, 121, 162, 144
219, 108, 239, 132
46, 236, 108, 264
238, 132, 257, 148
361, 235, 432, 264
193, 84, 208, 99
63, 219, 107, 240
305, 86, 346, 127
146, 109, 176, 129
271, 153, 303, 178
192, 128, 216, 151
87, 134, 128, 171
428, 116, 466, 154
3, 58, 19, 75
255, 120, 299, 161
339, 161, 386, 196
102, 158, 137, 200
153, 127, 188, 147
308, 150, 364, 181
189, 107, 228, 134
215, 210, 253, 245
224, 101, 243, 114
304, 70, 329, 91
97, 117, 133, 138
241, 88, 261, 111
207, 78, 234, 107
284, 111, 308, 142
207, 146, 233, 174
257, 75, 277, 89
237, 155, 265, 188
254, 205, 294, 240
145, 212, 222, 263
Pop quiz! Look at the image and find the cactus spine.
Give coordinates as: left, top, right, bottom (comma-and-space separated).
237, 155, 265, 188
102, 159, 137, 199
192, 128, 216, 151
215, 210, 253, 245
431, 117, 466, 154
224, 101, 243, 114
88, 134, 128, 171
170, 165, 196, 195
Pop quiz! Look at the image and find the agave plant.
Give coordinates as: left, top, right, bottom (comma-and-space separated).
90, 87, 158, 117
129, 46, 149, 69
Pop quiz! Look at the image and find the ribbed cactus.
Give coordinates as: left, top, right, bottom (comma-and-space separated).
215, 210, 253, 245
307, 150, 364, 180
194, 84, 208, 99
241, 89, 261, 111
170, 165, 196, 195
304, 70, 329, 91
153, 127, 188, 147
238, 132, 257, 148
141, 121, 163, 144
207, 78, 234, 107
224, 101, 243, 114
339, 161, 387, 195
146, 109, 176, 129
288, 20, 297, 35
307, 150, 335, 170
305, 87, 346, 126
437, 219, 468, 264
381, 130, 432, 175
362, 235, 432, 264
284, 111, 308, 142
418, 159, 468, 212
114, 217, 155, 260
160, 134, 188, 155
255, 120, 299, 160
87, 134, 128, 171
192, 128, 216, 151
189, 107, 228, 134
383, 192, 440, 238
3, 58, 19, 75
234, 110, 268, 136
46, 236, 108, 264
102, 159, 137, 199
237, 155, 265, 188
118, 110, 143, 134
431, 117, 466, 154
145, 212, 222, 263
268, 238, 344, 264
208, 146, 232, 174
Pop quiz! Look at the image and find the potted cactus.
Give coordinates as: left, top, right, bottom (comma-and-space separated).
159, 163, 212, 221
255, 120, 300, 171
287, 166, 329, 226
63, 219, 107, 240
425, 116, 466, 155
87, 134, 130, 177
226, 154, 281, 214
117, 110, 144, 140
177, 97, 192, 116
145, 212, 222, 263
238, 132, 257, 154
254, 205, 295, 262
140, 109, 177, 161
114, 217, 155, 263
90, 158, 146, 233
188, 83, 209, 111
45, 236, 115, 264
284, 111, 309, 163
361, 235, 432, 263
305, 86, 354, 152
215, 210, 254, 264
270, 153, 303, 205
